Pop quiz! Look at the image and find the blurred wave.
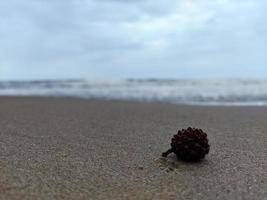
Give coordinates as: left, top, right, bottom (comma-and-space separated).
1, 79, 267, 106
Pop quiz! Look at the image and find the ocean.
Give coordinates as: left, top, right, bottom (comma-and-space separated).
0, 79, 267, 106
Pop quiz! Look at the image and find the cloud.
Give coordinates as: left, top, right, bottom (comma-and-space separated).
0, 0, 266, 79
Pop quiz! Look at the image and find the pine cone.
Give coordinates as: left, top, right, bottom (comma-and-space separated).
162, 127, 210, 161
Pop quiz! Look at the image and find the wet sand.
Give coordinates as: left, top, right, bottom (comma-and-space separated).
0, 96, 266, 199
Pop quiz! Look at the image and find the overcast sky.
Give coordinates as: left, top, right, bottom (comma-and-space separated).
0, 0, 266, 80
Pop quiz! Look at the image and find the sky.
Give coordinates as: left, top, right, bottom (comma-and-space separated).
0, 0, 266, 80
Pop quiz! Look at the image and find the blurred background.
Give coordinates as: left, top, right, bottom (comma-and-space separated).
0, 0, 266, 105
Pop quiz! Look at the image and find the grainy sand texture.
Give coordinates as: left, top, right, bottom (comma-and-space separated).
0, 96, 266, 200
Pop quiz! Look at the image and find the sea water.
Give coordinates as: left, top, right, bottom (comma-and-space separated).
0, 79, 267, 106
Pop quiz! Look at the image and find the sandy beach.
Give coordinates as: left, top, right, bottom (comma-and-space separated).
0, 96, 266, 200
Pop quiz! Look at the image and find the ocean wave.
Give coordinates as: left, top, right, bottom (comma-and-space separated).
0, 79, 267, 106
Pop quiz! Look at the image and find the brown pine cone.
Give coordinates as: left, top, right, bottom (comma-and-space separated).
162, 127, 210, 161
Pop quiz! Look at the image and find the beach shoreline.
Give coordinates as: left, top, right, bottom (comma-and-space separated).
0, 96, 266, 199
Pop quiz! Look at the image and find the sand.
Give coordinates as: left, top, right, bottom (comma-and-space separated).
0, 96, 266, 200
